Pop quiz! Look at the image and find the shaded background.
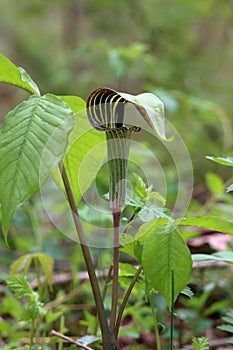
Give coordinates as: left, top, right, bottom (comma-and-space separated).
1, 1, 233, 348
0, 0, 232, 181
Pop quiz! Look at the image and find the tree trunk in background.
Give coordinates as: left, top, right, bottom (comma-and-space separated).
62, 0, 86, 50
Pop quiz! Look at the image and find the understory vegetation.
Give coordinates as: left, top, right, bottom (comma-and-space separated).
0, 1, 233, 349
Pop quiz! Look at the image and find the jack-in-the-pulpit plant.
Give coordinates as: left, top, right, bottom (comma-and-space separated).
87, 87, 166, 335
2, 52, 233, 349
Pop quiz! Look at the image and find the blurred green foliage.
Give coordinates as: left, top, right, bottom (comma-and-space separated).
0, 0, 232, 184
0, 1, 233, 348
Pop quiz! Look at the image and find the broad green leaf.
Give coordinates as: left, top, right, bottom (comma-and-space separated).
59, 95, 86, 114
0, 94, 74, 239
120, 218, 171, 262
177, 215, 233, 235
119, 262, 138, 277
142, 226, 192, 309
135, 217, 172, 242
205, 172, 224, 195
54, 95, 106, 205
206, 155, 233, 167
0, 52, 40, 95
120, 234, 136, 258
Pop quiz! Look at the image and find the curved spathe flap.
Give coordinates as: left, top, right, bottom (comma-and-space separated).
87, 87, 166, 140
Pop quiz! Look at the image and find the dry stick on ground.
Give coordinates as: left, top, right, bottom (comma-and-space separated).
30, 261, 229, 289
51, 330, 93, 350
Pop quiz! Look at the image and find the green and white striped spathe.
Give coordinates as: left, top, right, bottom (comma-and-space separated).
86, 87, 165, 211
87, 88, 141, 211
87, 87, 141, 131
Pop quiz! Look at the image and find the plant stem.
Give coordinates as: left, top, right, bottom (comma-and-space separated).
58, 316, 65, 350
170, 269, 175, 350
94, 265, 113, 335
110, 210, 121, 333
148, 292, 161, 350
114, 265, 143, 339
30, 319, 35, 349
59, 162, 116, 350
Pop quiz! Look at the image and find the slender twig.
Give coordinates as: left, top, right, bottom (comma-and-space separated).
110, 210, 121, 333
58, 162, 116, 349
114, 265, 143, 339
51, 330, 93, 350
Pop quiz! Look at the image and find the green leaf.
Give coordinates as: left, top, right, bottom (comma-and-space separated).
206, 155, 233, 167
138, 191, 167, 222
192, 336, 209, 350
46, 309, 64, 324
120, 233, 136, 258
53, 95, 106, 205
218, 324, 233, 333
10, 254, 34, 274
192, 251, 233, 265
36, 253, 54, 291
59, 95, 86, 114
142, 226, 192, 309
221, 311, 233, 325
6, 274, 33, 299
181, 285, 194, 298
120, 218, 171, 262
133, 172, 147, 200
205, 172, 224, 195
135, 218, 172, 243
1, 296, 22, 318
0, 52, 39, 95
10, 253, 53, 290
226, 184, 233, 193
18, 67, 41, 95
177, 215, 233, 235
217, 311, 233, 343
0, 94, 74, 239
77, 335, 101, 346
